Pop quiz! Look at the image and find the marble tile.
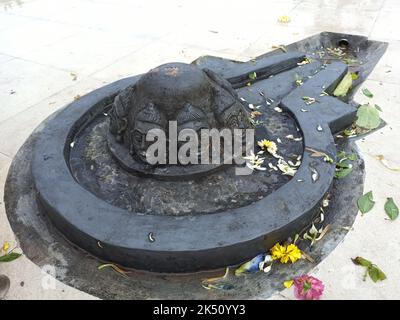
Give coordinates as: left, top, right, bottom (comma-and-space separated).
0, 76, 103, 157
368, 40, 400, 85
22, 28, 162, 76
0, 11, 36, 31
0, 53, 14, 64
0, 58, 75, 122
301, 0, 385, 12
0, 19, 84, 58
289, 3, 380, 35
381, 0, 400, 11
240, 26, 315, 58
4, 0, 180, 37
370, 10, 400, 41
91, 41, 250, 83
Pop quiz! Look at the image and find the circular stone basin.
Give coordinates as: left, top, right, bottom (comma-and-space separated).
26, 60, 341, 273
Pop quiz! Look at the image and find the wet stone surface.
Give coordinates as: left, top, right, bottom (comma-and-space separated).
69, 107, 303, 216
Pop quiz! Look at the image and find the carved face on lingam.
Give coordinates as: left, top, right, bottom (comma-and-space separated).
108, 62, 250, 164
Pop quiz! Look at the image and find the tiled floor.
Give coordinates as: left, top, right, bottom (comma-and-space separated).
0, 0, 399, 299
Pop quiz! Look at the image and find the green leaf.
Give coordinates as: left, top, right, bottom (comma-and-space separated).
0, 252, 22, 262
368, 265, 386, 282
344, 58, 359, 66
356, 104, 381, 130
352, 257, 386, 282
374, 104, 382, 112
333, 73, 353, 97
357, 191, 375, 214
352, 256, 372, 268
337, 151, 346, 159
248, 72, 257, 80
362, 88, 373, 98
384, 198, 399, 220
336, 162, 350, 169
350, 72, 359, 80
343, 128, 356, 136
348, 153, 357, 161
335, 166, 353, 179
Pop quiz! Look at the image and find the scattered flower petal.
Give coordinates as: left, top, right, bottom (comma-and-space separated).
235, 254, 265, 276
302, 96, 316, 105
258, 139, 278, 155
293, 275, 324, 300
2, 242, 10, 253
277, 159, 297, 176
271, 243, 302, 264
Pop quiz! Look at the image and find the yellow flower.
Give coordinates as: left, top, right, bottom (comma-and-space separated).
2, 242, 10, 253
270, 243, 302, 264
283, 280, 294, 288
258, 139, 277, 155
278, 15, 291, 23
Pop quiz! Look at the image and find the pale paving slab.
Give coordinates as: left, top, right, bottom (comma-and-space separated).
289, 2, 381, 35
368, 41, 400, 85
91, 41, 251, 83
370, 8, 400, 42
0, 53, 13, 64
0, 76, 104, 157
0, 11, 36, 31
0, 18, 83, 58
22, 29, 160, 77
0, 58, 76, 122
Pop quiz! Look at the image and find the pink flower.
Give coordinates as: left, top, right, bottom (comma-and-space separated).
293, 275, 324, 300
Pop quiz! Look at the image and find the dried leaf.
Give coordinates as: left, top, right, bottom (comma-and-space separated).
375, 155, 400, 172
202, 282, 234, 290
98, 263, 130, 277
202, 267, 230, 284
301, 251, 315, 263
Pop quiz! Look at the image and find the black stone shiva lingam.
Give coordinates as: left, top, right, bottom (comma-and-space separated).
4, 32, 388, 273
107, 62, 251, 179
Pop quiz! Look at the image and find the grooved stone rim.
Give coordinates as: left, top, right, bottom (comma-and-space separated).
31, 62, 354, 273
